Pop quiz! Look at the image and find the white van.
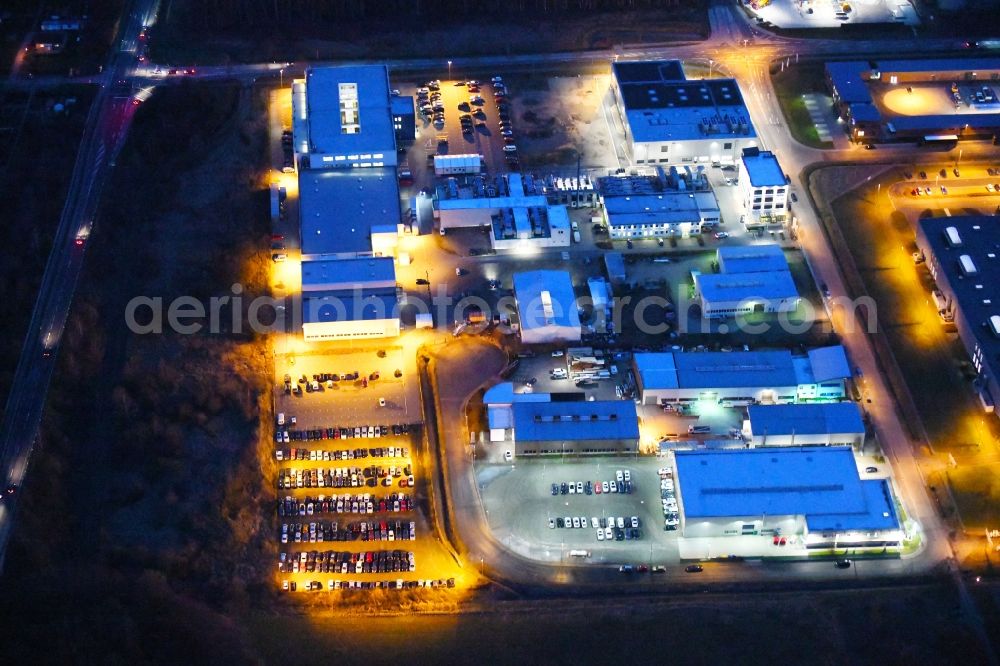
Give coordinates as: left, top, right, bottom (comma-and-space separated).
569, 549, 591, 558
277, 412, 285, 426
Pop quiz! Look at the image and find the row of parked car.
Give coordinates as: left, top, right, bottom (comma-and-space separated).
549, 515, 641, 541
280, 129, 294, 173
550, 472, 634, 496
284, 578, 455, 592
276, 423, 410, 443
278, 549, 415, 574
276, 445, 408, 462
277, 465, 414, 490
277, 493, 413, 517
281, 519, 416, 544
658, 467, 680, 530
416, 80, 445, 126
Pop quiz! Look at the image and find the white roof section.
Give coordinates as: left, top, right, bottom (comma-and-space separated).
434, 154, 482, 169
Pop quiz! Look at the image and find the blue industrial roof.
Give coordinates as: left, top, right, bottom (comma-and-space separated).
695, 269, 799, 304
849, 103, 882, 123
483, 382, 551, 405
634, 352, 680, 390
513, 270, 580, 332
806, 346, 852, 383
303, 291, 398, 324
717, 244, 789, 274
636, 350, 802, 390
301, 256, 396, 290
747, 403, 865, 437
676, 447, 899, 532
390, 94, 414, 117
888, 113, 1000, 132
512, 400, 639, 442
613, 60, 755, 143
875, 58, 1000, 74
605, 252, 626, 280
304, 66, 396, 157
299, 168, 401, 257
741, 150, 785, 188
825, 61, 872, 104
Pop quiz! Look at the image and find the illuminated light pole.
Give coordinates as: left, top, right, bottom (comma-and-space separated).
448, 60, 453, 80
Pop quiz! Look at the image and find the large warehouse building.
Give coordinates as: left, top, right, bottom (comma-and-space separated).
596, 169, 721, 239
292, 65, 405, 340
513, 270, 581, 345
611, 60, 757, 166
436, 173, 571, 251
291, 65, 399, 170
300, 257, 400, 340
506, 400, 640, 456
674, 447, 902, 549
915, 217, 1000, 415
694, 244, 800, 319
632, 346, 851, 406
744, 402, 866, 448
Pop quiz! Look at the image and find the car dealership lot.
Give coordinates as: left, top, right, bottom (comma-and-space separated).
477, 458, 681, 565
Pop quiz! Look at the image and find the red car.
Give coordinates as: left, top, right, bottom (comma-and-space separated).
594, 481, 603, 494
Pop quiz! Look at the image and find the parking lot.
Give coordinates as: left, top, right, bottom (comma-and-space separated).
273, 345, 421, 429
272, 415, 469, 593
477, 457, 681, 565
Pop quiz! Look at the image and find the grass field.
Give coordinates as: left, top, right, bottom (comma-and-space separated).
772, 61, 835, 150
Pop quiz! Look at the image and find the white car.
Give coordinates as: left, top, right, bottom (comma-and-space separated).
630, 516, 639, 528
564, 516, 572, 527
551, 350, 564, 357
572, 516, 581, 528
623, 470, 631, 482
665, 516, 679, 527
665, 501, 679, 512
608, 481, 617, 493
616, 516, 625, 529
591, 517, 599, 529
604, 526, 613, 540
549, 518, 555, 529
597, 529, 604, 541
576, 482, 583, 494
502, 145, 517, 153
601, 481, 609, 493
615, 470, 624, 482
504, 450, 513, 462
569, 483, 576, 494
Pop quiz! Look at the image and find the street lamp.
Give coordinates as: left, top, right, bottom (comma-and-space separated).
447, 60, 452, 80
